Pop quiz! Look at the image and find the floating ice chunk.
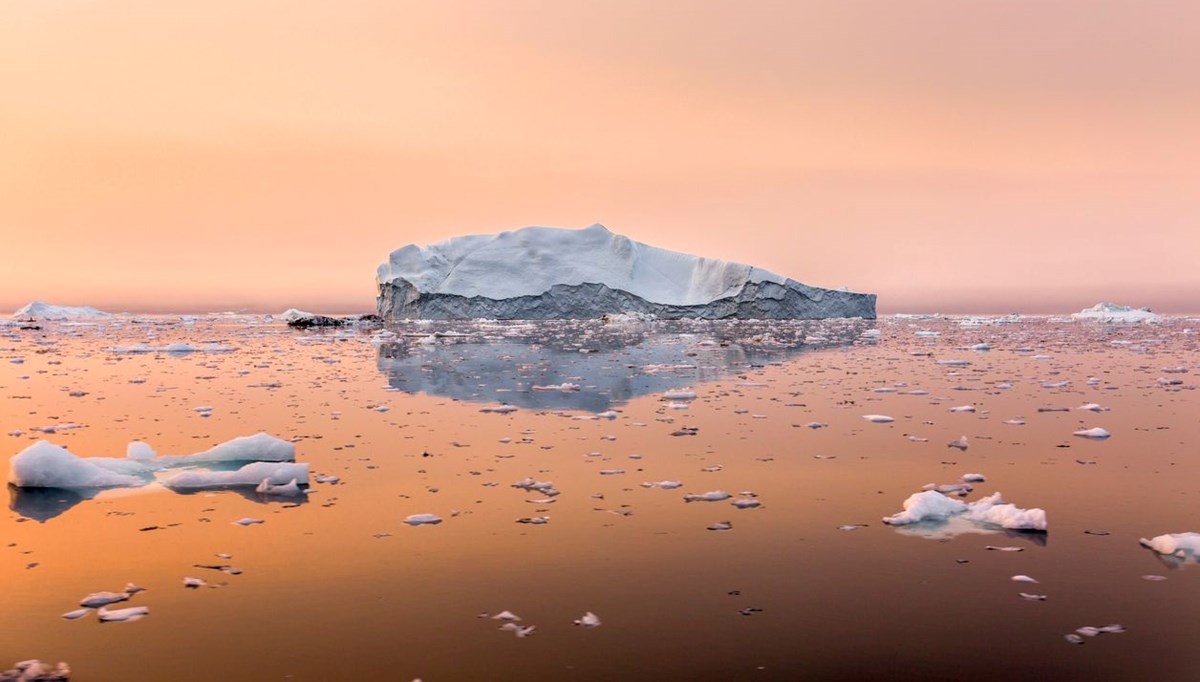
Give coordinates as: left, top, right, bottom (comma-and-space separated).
707, 521, 733, 531
531, 383, 580, 392
1064, 634, 1085, 644
516, 516, 549, 524
1142, 574, 1168, 581
13, 301, 108, 319
947, 436, 969, 451
1077, 403, 1105, 412
9, 442, 151, 489
883, 491, 1046, 531
662, 389, 697, 401
255, 478, 304, 496
598, 469, 625, 476
183, 577, 205, 588
511, 477, 555, 492
985, 546, 1024, 552
79, 591, 130, 608
1, 659, 71, 680
923, 483, 973, 495
683, 490, 732, 503
163, 462, 309, 490
499, 623, 536, 637
1012, 575, 1038, 583
61, 609, 90, 620
1072, 302, 1160, 323
1073, 427, 1110, 439
882, 491, 966, 526
156, 432, 295, 466
595, 411, 618, 420
937, 359, 970, 367
805, 422, 827, 429
491, 610, 521, 621
574, 611, 601, 628
862, 415, 894, 423
642, 480, 683, 489
126, 441, 156, 461
97, 605, 149, 623
404, 513, 443, 526
1138, 532, 1200, 560
838, 524, 868, 531
233, 518, 264, 526
732, 499, 762, 509
961, 473, 986, 482
948, 405, 976, 413
1019, 593, 1047, 601
315, 475, 340, 484
1003, 419, 1026, 426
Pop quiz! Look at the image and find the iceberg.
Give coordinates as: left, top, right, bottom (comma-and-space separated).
8, 442, 151, 489
377, 224, 876, 320
12, 301, 110, 320
162, 462, 310, 491
155, 433, 295, 466
882, 491, 1046, 532
1139, 533, 1200, 562
1071, 303, 1160, 323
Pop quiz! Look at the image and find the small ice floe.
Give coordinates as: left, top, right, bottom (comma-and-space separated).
862, 414, 895, 423
1073, 427, 1111, 440
1142, 575, 1168, 582
598, 469, 625, 476
164, 462, 309, 491
404, 513, 443, 526
1138, 532, 1200, 561
838, 524, 868, 531
61, 609, 90, 620
372, 405, 390, 413
1, 659, 71, 681
315, 475, 340, 484
9, 441, 151, 489
480, 405, 518, 414
662, 389, 697, 401
1077, 403, 1106, 412
1041, 381, 1070, 389
1072, 624, 1126, 639
183, 577, 206, 589
805, 422, 827, 429
255, 478, 304, 496
961, 473, 986, 483
707, 521, 733, 531
80, 591, 130, 608
683, 490, 732, 503
1019, 593, 1047, 601
948, 405, 976, 413
531, 383, 580, 392
1011, 575, 1038, 583
233, 518, 264, 526
499, 623, 536, 638
1065, 634, 1085, 645
905, 437, 927, 443
700, 465, 723, 473
937, 359, 970, 367
882, 491, 1046, 531
511, 477, 556, 493
1003, 418, 1026, 426
947, 436, 969, 451
491, 610, 521, 621
731, 499, 762, 509
922, 483, 973, 496
595, 411, 618, 420
97, 606, 149, 623
985, 546, 1025, 552
574, 611, 601, 628
642, 480, 683, 489
516, 516, 549, 524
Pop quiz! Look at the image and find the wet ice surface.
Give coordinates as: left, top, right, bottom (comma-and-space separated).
3, 314, 1200, 680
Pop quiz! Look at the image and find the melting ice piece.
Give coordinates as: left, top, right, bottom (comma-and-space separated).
707, 521, 733, 531
1138, 532, 1200, 560
961, 473, 986, 482
882, 491, 1046, 531
79, 591, 130, 608
641, 480, 683, 489
1012, 575, 1038, 583
985, 546, 1025, 552
1064, 634, 1085, 645
1019, 593, 1047, 601
491, 611, 521, 621
233, 518, 264, 526
862, 415, 895, 423
947, 436, 969, 451
1073, 427, 1111, 439
255, 478, 305, 496
183, 577, 206, 588
1077, 403, 1105, 412
732, 499, 762, 509
1, 660, 71, 680
805, 422, 827, 429
574, 611, 601, 628
404, 513, 443, 526
97, 606, 149, 623
662, 389, 697, 401
598, 469, 625, 476
499, 623, 536, 637
163, 462, 309, 490
683, 490, 732, 503
516, 516, 549, 524
480, 405, 518, 414
61, 609, 90, 620
948, 405, 976, 413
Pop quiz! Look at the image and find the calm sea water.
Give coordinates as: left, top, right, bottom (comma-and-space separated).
2, 314, 1199, 681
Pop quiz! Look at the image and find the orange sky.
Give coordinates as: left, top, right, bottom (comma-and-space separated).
3, 0, 1197, 314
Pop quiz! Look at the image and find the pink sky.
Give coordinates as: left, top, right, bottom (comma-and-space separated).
3, 0, 1197, 314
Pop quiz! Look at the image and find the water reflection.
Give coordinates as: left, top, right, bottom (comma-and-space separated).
7, 484, 95, 523
376, 318, 872, 411
893, 517, 1049, 546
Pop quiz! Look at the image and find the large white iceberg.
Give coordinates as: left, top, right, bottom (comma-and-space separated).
1071, 303, 1160, 323
8, 442, 151, 489
12, 301, 110, 320
155, 433, 295, 466
377, 224, 876, 320
882, 490, 1047, 531
162, 462, 309, 490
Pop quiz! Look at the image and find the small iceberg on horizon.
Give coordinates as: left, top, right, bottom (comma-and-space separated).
1071, 303, 1161, 323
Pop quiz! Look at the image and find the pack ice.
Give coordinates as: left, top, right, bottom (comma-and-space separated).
376, 224, 876, 320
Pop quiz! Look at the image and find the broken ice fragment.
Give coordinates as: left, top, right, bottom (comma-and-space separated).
947, 436, 969, 451
491, 611, 521, 621
1073, 427, 1111, 439
574, 611, 601, 627
1011, 575, 1038, 583
97, 606, 149, 623
404, 513, 443, 526
498, 623, 536, 637
1019, 593, 1047, 601
233, 518, 264, 526
79, 592, 129, 608
183, 577, 206, 588
683, 490, 732, 503
61, 609, 89, 620
707, 521, 733, 531
862, 415, 895, 423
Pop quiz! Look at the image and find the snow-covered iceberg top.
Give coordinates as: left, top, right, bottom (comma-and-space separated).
378, 224, 793, 307
12, 301, 110, 320
1071, 303, 1160, 323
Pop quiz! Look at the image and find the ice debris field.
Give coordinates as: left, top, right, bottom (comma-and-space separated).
2, 310, 1199, 680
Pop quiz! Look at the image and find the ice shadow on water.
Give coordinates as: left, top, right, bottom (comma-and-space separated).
893, 517, 1049, 547
376, 318, 873, 412
7, 484, 97, 523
